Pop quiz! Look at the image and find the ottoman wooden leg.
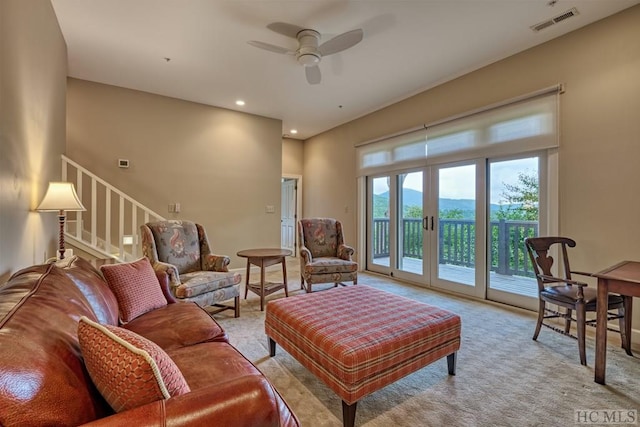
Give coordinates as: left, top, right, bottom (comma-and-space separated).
268, 337, 276, 357
342, 401, 357, 427
447, 352, 457, 375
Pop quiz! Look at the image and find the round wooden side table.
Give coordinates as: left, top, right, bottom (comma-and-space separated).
237, 248, 292, 311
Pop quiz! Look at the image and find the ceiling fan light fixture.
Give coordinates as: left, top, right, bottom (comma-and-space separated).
249, 22, 363, 85
297, 53, 320, 66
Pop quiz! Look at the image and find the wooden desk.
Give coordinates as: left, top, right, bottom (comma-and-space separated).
237, 248, 292, 311
593, 260, 640, 384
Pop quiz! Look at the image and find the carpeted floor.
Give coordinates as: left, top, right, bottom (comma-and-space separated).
216, 261, 639, 427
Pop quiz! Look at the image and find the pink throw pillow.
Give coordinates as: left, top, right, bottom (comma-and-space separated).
101, 257, 167, 323
78, 316, 190, 412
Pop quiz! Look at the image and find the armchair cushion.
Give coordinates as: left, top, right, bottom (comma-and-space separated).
78, 317, 190, 413
100, 258, 167, 324
303, 258, 358, 275
146, 221, 201, 274
177, 270, 242, 298
299, 218, 343, 258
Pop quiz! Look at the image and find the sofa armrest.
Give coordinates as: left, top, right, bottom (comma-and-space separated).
80, 375, 299, 427
202, 253, 231, 272
337, 244, 355, 261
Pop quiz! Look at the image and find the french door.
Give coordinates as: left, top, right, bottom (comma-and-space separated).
367, 160, 485, 298
368, 173, 430, 280
429, 161, 486, 298
366, 153, 549, 308
485, 155, 545, 310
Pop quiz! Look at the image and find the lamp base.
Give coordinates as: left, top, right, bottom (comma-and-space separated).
57, 249, 73, 260
57, 212, 66, 260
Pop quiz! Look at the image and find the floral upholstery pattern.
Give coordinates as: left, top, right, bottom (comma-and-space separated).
141, 220, 241, 317
176, 271, 240, 298
298, 218, 358, 293
147, 221, 201, 274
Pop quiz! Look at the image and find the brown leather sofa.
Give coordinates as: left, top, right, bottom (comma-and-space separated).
0, 256, 299, 426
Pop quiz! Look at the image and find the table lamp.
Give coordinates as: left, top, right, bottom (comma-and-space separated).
37, 182, 86, 260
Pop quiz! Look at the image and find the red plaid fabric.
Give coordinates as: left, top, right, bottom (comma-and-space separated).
265, 285, 461, 404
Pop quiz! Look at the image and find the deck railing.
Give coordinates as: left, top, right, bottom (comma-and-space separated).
373, 218, 538, 277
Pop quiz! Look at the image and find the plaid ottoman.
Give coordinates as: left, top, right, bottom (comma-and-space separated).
265, 285, 461, 427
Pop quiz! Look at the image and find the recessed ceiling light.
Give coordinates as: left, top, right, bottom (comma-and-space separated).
290, 129, 298, 134
235, 100, 245, 106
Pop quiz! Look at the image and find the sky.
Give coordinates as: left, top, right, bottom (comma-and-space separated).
373, 156, 538, 204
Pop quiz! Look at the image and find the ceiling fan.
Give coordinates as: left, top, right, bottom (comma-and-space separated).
248, 22, 363, 85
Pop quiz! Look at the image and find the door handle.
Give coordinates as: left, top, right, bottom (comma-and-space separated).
423, 216, 428, 230
431, 216, 434, 231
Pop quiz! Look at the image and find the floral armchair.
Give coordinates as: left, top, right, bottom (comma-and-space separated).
140, 220, 241, 317
298, 218, 358, 293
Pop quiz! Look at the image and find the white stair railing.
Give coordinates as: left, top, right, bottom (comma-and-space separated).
61, 155, 165, 262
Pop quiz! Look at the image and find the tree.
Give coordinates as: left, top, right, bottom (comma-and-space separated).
404, 205, 422, 218
496, 171, 538, 221
493, 171, 539, 272
440, 208, 464, 219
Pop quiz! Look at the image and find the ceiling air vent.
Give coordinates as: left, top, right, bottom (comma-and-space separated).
531, 7, 579, 32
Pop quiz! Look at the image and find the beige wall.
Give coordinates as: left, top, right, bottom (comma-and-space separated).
1, 2, 637, 310
0, 0, 68, 280
282, 137, 304, 177
303, 5, 640, 329
66, 79, 283, 268
305, 6, 640, 266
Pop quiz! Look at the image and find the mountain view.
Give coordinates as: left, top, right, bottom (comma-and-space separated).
374, 189, 514, 218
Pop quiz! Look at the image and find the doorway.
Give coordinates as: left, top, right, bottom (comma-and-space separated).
365, 153, 550, 309
367, 162, 484, 299
281, 175, 302, 255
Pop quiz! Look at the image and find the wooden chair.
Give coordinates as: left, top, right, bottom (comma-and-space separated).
524, 236, 628, 365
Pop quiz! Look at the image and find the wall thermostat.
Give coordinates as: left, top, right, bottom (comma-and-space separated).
118, 159, 130, 168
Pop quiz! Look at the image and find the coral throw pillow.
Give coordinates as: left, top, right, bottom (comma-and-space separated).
78, 316, 190, 412
101, 257, 167, 323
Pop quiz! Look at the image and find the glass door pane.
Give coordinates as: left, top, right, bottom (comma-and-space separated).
487, 157, 540, 304
369, 176, 391, 270
436, 164, 477, 287
398, 171, 424, 275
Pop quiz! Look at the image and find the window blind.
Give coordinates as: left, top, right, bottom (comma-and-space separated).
356, 127, 427, 177
356, 86, 560, 177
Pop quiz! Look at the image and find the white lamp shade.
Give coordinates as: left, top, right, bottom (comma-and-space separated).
37, 182, 86, 212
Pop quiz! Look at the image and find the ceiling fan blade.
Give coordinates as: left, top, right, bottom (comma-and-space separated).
305, 65, 321, 85
267, 22, 306, 38
247, 40, 294, 55
318, 29, 363, 56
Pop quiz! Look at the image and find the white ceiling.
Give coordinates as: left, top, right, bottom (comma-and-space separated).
51, 0, 638, 140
